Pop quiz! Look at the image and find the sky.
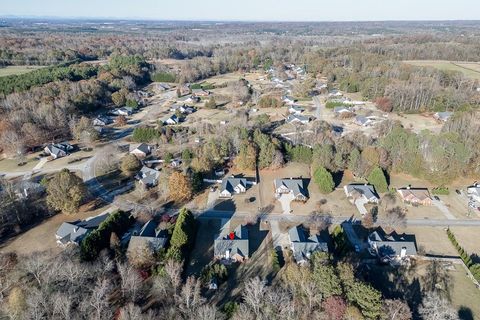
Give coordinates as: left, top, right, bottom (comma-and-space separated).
1, 0, 480, 21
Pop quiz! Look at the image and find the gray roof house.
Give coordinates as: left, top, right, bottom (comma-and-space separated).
214, 224, 249, 263
130, 143, 152, 158
334, 106, 353, 115
274, 178, 308, 201
344, 184, 380, 203
288, 105, 305, 115
93, 116, 111, 127
220, 176, 247, 198
55, 212, 110, 246
164, 114, 180, 125
288, 226, 328, 265
137, 166, 160, 188
127, 220, 168, 255
368, 228, 417, 261
286, 114, 311, 125
354, 115, 374, 127
111, 107, 133, 116
282, 95, 297, 105
44, 142, 74, 159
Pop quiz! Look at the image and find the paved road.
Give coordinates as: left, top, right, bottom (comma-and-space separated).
196, 209, 480, 227
313, 95, 323, 119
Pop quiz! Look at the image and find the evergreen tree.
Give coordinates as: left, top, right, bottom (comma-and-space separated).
367, 166, 388, 193
313, 166, 335, 194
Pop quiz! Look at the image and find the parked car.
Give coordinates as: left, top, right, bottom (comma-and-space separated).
455, 189, 461, 195
434, 196, 440, 201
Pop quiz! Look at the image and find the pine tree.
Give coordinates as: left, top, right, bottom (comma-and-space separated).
367, 166, 388, 193
313, 166, 335, 194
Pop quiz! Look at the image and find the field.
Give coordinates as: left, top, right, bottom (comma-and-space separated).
404, 60, 480, 80
365, 259, 480, 319
0, 65, 45, 77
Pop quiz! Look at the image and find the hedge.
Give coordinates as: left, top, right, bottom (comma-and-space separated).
447, 228, 480, 281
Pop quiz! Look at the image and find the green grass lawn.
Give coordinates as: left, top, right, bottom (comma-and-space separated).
0, 66, 45, 77
404, 60, 480, 80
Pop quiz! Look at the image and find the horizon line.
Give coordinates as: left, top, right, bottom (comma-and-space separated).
2, 15, 480, 24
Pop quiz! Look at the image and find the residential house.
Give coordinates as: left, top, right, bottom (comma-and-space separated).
368, 228, 417, 262
130, 143, 153, 159
178, 95, 200, 104
55, 212, 110, 245
328, 90, 343, 97
156, 83, 171, 91
220, 176, 247, 198
433, 111, 453, 122
344, 184, 380, 203
282, 95, 297, 105
397, 187, 432, 206
288, 225, 328, 265
136, 166, 160, 188
214, 223, 249, 263
288, 105, 305, 115
44, 142, 74, 159
344, 184, 380, 215
164, 114, 180, 125
286, 114, 311, 125
354, 115, 375, 127
111, 107, 133, 116
178, 84, 191, 97
467, 183, 480, 203
274, 178, 308, 202
192, 88, 210, 97
170, 159, 182, 168
127, 220, 168, 256
169, 103, 185, 112
93, 116, 111, 127
179, 105, 196, 114
334, 106, 353, 116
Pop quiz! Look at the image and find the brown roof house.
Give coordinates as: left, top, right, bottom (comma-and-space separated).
397, 186, 432, 206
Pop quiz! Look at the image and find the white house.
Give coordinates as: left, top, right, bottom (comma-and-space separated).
467, 183, 480, 203
288, 105, 305, 115
286, 114, 311, 125
219, 177, 248, 198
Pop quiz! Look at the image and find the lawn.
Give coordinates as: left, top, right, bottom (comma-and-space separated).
404, 60, 480, 80
364, 259, 480, 319
0, 65, 45, 77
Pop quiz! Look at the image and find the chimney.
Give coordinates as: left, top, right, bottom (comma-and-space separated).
229, 232, 235, 240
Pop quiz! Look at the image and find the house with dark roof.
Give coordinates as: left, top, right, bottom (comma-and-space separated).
354, 115, 375, 127
129, 143, 152, 159
219, 176, 247, 198
214, 224, 249, 263
55, 212, 110, 245
368, 228, 417, 262
136, 166, 160, 188
288, 225, 328, 265
127, 220, 168, 256
286, 114, 311, 125
44, 142, 74, 159
274, 178, 308, 201
397, 187, 432, 206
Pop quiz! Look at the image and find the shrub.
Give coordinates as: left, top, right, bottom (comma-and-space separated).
132, 127, 161, 142
325, 101, 350, 109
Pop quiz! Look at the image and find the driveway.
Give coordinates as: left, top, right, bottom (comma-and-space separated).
354, 198, 368, 216
207, 190, 220, 209
432, 199, 456, 220
277, 193, 295, 214
270, 220, 289, 250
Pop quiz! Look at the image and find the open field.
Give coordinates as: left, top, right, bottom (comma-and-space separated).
0, 65, 45, 77
365, 259, 480, 319
0, 202, 111, 255
404, 60, 480, 80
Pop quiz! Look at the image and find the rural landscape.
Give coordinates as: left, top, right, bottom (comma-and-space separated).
0, 3, 480, 320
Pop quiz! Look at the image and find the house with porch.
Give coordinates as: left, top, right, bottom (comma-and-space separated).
397, 187, 432, 206
368, 228, 417, 263
214, 223, 249, 263
219, 176, 248, 198
274, 178, 308, 202
288, 225, 328, 265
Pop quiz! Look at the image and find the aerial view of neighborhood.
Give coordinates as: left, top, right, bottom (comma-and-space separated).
0, 1, 480, 319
